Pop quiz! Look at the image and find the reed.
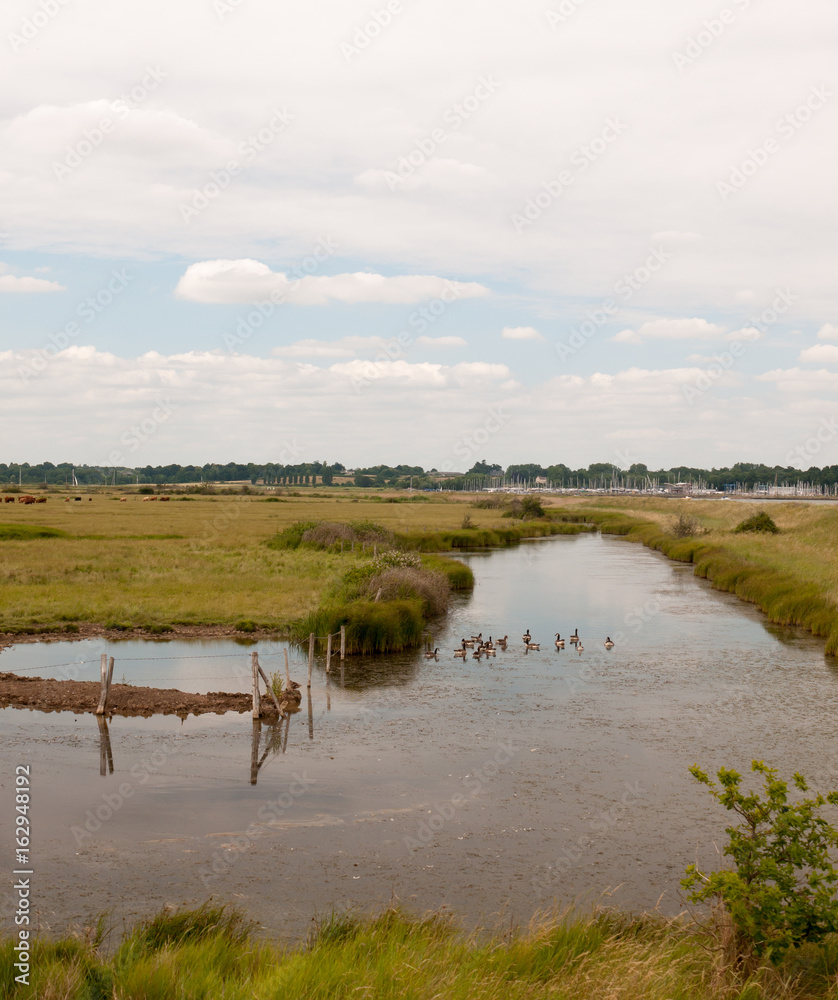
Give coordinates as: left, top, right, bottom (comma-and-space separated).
5, 902, 838, 999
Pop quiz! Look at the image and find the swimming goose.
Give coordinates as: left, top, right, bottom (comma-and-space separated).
454, 648, 466, 658
522, 630, 532, 643
424, 648, 439, 658
604, 637, 614, 649
526, 642, 540, 650
569, 629, 579, 643
576, 641, 584, 652
496, 635, 508, 646
554, 633, 565, 648
463, 639, 475, 648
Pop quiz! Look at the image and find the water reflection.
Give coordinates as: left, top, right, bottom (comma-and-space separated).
96, 716, 113, 776
249, 718, 287, 784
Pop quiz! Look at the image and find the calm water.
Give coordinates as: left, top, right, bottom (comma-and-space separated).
2, 531, 837, 938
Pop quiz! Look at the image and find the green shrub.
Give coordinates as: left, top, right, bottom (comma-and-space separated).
735, 511, 779, 534
683, 760, 838, 965
235, 619, 258, 633
670, 513, 703, 538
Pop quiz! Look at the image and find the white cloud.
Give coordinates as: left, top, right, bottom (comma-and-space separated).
271, 337, 388, 358
502, 326, 543, 341
0, 269, 65, 293
354, 158, 493, 194
817, 324, 838, 340
612, 318, 727, 344
174, 259, 489, 305
799, 344, 838, 365
650, 231, 701, 244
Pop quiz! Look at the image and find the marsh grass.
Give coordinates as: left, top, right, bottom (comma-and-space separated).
6, 903, 838, 999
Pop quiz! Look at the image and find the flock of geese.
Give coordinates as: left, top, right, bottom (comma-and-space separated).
423, 630, 615, 659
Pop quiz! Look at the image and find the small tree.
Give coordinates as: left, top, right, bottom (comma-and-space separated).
683, 761, 838, 964
671, 513, 702, 538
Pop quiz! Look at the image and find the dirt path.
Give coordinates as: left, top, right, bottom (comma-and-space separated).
0, 672, 286, 718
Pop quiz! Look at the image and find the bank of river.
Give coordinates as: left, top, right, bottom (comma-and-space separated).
1, 531, 836, 939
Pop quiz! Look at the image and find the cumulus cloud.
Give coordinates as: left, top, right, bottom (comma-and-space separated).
612, 318, 727, 344
816, 324, 838, 340
174, 259, 490, 305
0, 266, 65, 293
416, 336, 467, 348
799, 344, 838, 365
502, 326, 543, 341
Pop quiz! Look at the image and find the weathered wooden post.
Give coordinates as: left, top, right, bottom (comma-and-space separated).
250, 719, 260, 784
96, 654, 114, 715
326, 632, 332, 674
251, 651, 261, 718
96, 716, 113, 775
307, 632, 315, 687
340, 625, 346, 661
254, 651, 282, 718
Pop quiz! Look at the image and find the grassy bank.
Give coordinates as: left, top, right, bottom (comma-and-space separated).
6, 902, 838, 999
0, 492, 508, 638
552, 497, 838, 656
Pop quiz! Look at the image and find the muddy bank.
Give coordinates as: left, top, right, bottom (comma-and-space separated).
0, 671, 287, 718
0, 621, 287, 650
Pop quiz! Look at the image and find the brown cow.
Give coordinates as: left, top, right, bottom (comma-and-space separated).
35, 497, 47, 503
3, 496, 14, 503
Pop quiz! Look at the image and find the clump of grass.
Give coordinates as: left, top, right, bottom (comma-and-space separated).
0, 523, 66, 540
734, 510, 779, 534
670, 513, 704, 538
235, 619, 258, 632
364, 566, 450, 616
118, 902, 253, 953
299, 598, 426, 654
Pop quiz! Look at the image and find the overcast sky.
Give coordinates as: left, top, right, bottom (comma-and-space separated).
1, 0, 836, 470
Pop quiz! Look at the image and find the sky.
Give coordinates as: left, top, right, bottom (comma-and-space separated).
1, 0, 837, 471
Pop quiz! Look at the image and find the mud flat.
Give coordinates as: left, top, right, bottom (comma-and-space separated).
0, 671, 282, 718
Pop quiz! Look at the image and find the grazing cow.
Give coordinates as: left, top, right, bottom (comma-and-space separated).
3, 496, 14, 503
18, 496, 36, 504
120, 497, 127, 502
74, 497, 82, 501
35, 497, 47, 503
159, 496, 171, 502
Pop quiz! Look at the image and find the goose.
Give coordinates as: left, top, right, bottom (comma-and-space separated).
424, 648, 439, 658
522, 630, 532, 643
485, 647, 496, 656
471, 633, 483, 641
496, 635, 508, 646
576, 641, 584, 652
554, 633, 565, 648
569, 629, 579, 643
604, 637, 614, 649
526, 642, 540, 650
463, 638, 475, 648
472, 649, 483, 659
454, 648, 466, 658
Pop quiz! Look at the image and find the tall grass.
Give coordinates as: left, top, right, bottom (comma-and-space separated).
5, 903, 838, 999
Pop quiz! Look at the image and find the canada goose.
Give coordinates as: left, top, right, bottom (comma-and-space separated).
526, 642, 540, 650
424, 648, 439, 658
522, 630, 532, 643
463, 639, 475, 647
604, 637, 614, 649
471, 633, 482, 641
472, 649, 482, 659
554, 633, 565, 648
576, 641, 584, 652
496, 635, 508, 646
454, 648, 466, 658
485, 647, 496, 656
569, 629, 579, 643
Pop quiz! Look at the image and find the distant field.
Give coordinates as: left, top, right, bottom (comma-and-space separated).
0, 489, 503, 634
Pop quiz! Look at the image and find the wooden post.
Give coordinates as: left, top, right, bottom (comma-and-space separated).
284, 648, 291, 690
251, 651, 261, 718
96, 716, 113, 775
326, 633, 332, 674
254, 652, 282, 718
307, 688, 313, 740
96, 653, 110, 715
340, 625, 346, 661
307, 632, 314, 687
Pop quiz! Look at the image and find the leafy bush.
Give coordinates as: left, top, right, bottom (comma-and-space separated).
683, 760, 838, 964
735, 511, 779, 534
502, 496, 545, 520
